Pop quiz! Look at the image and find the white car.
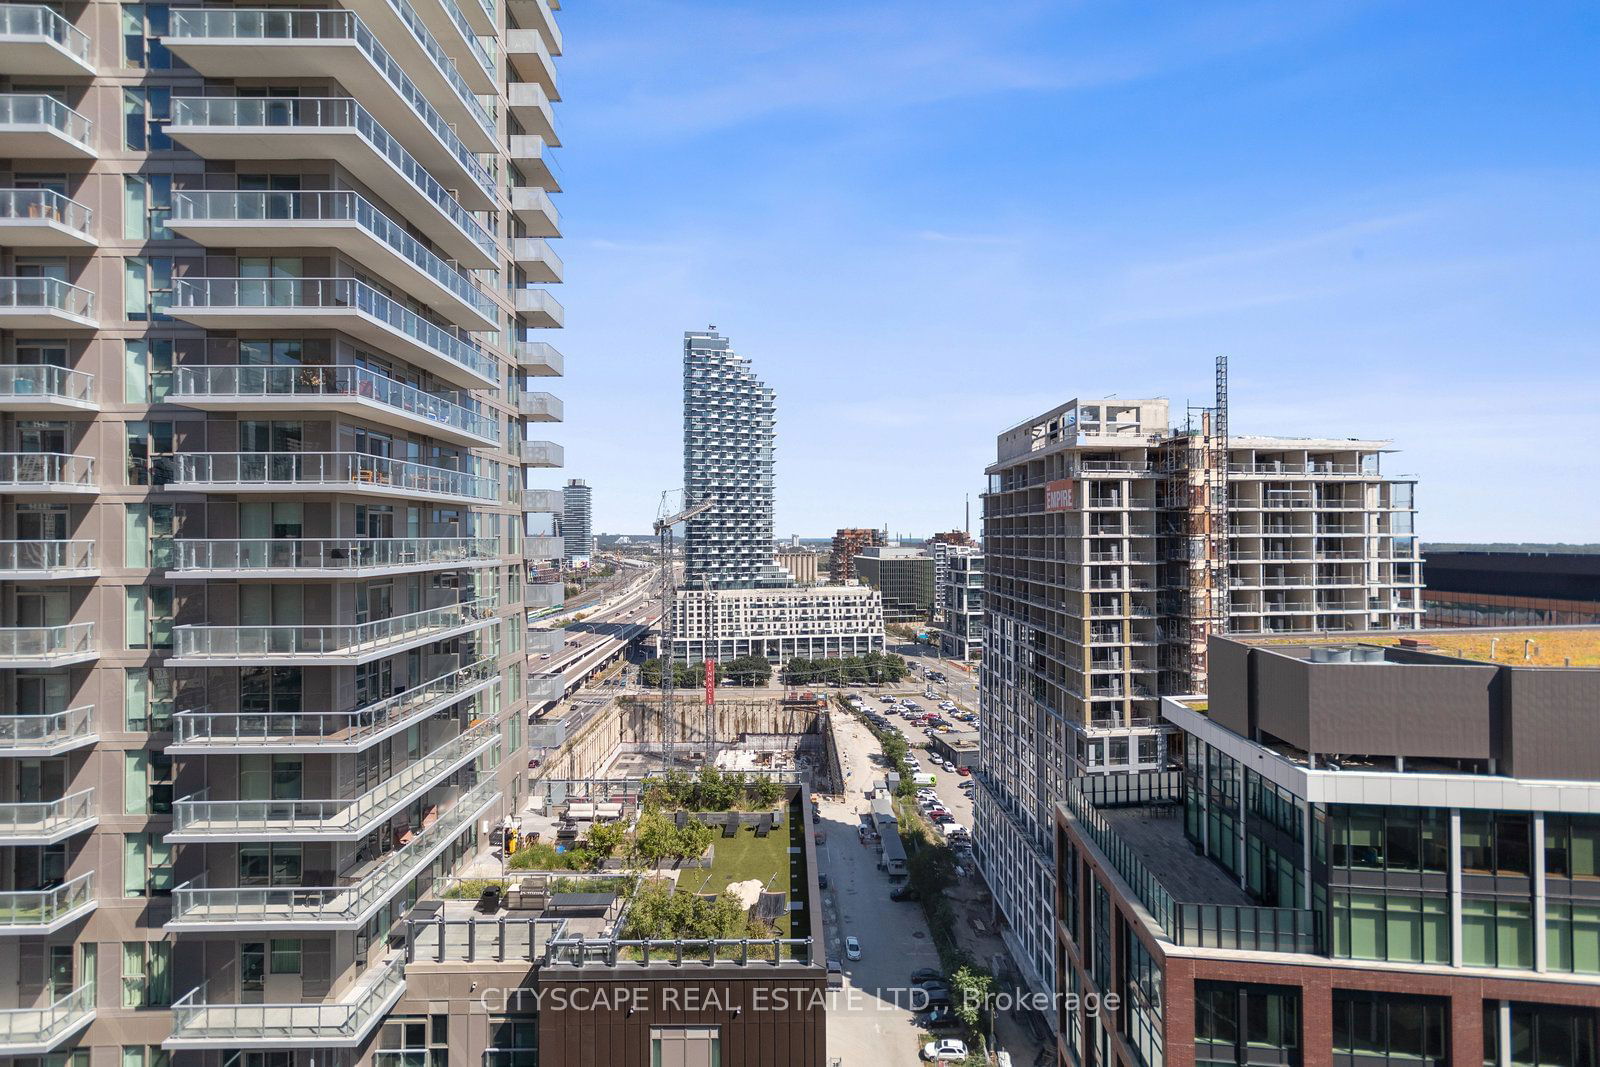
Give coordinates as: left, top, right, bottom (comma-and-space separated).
844, 935, 862, 960
922, 1039, 968, 1061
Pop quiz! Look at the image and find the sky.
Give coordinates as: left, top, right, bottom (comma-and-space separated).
546, 1, 1600, 542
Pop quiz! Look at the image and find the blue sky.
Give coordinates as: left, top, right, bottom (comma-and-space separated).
548, 1, 1599, 541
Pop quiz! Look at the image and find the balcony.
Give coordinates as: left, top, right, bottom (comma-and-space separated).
171, 598, 495, 667
0, 982, 94, 1056
526, 627, 563, 655
167, 955, 404, 1050
515, 340, 563, 376
0, 540, 95, 580
0, 365, 95, 412
516, 439, 563, 467
0, 5, 93, 75
168, 777, 498, 930
171, 659, 496, 753
170, 536, 498, 579
170, 278, 497, 389
523, 536, 563, 562
0, 93, 93, 157
508, 0, 560, 53
172, 364, 497, 448
510, 186, 560, 237
0, 788, 95, 845
511, 237, 563, 283
0, 872, 94, 935
401, 0, 493, 88
170, 722, 496, 841
514, 389, 562, 421
171, 192, 495, 329
0, 189, 94, 248
527, 671, 564, 702
0, 623, 96, 667
173, 451, 496, 506
0, 277, 95, 329
169, 96, 494, 266
513, 287, 563, 328
526, 581, 563, 609
507, 81, 558, 144
520, 487, 562, 512
508, 135, 560, 191
506, 29, 559, 98
0, 706, 96, 757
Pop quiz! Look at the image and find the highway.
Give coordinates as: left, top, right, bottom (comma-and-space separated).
528, 565, 660, 708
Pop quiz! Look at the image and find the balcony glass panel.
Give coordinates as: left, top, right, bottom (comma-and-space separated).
0, 277, 93, 318
0, 5, 91, 62
0, 540, 94, 574
172, 536, 497, 575
0, 188, 92, 233
174, 451, 496, 502
169, 955, 403, 1046
170, 777, 496, 926
0, 365, 93, 405
171, 277, 495, 383
0, 93, 92, 143
168, 8, 493, 140
173, 659, 495, 749
173, 191, 493, 321
169, 96, 493, 258
173, 597, 495, 661
0, 623, 95, 662
0, 706, 94, 751
0, 981, 93, 1050
173, 364, 496, 443
0, 788, 93, 839
0, 872, 93, 929
171, 720, 495, 836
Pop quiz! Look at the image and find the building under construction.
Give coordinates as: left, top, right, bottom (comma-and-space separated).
974, 388, 1423, 998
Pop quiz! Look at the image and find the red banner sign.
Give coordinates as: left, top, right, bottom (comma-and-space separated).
1045, 479, 1077, 511
704, 658, 716, 709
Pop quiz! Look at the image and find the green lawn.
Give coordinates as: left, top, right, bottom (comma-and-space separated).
676, 819, 794, 936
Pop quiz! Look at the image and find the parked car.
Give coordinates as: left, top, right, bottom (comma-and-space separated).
826, 958, 844, 989
845, 935, 862, 960
957, 766, 972, 776
910, 967, 944, 984
890, 885, 921, 902
919, 1006, 963, 1032
818, 874, 829, 890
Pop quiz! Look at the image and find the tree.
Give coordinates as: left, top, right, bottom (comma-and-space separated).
632, 811, 678, 866
581, 820, 625, 864
841, 656, 869, 684
751, 776, 783, 809
949, 965, 995, 1044
722, 655, 771, 687
639, 658, 663, 687
673, 818, 715, 861
784, 656, 810, 685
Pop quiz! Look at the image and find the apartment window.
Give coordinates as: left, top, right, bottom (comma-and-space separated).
123, 256, 174, 320
1544, 815, 1600, 881
1461, 812, 1532, 876
241, 666, 303, 717
124, 667, 174, 731
124, 502, 175, 568
22, 1053, 91, 1067
124, 338, 173, 401
125, 585, 174, 650
124, 749, 173, 814
126, 419, 175, 486
122, 174, 173, 240
1331, 890, 1449, 964
1089, 881, 1111, 993
1546, 902, 1600, 975
1194, 981, 1301, 1067
1332, 991, 1447, 1067
488, 1016, 539, 1066
269, 939, 301, 975
1462, 896, 1535, 970
1487, 1002, 1600, 1067
121, 941, 172, 1008
121, 3, 171, 68
123, 832, 173, 897
1122, 925, 1164, 1067
239, 844, 301, 886
649, 1027, 721, 1067
122, 87, 171, 150
1059, 835, 1081, 941
1331, 805, 1449, 873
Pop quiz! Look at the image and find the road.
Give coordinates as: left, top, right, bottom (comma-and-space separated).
820, 709, 944, 1067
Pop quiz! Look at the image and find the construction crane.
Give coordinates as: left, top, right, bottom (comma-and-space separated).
653, 491, 715, 766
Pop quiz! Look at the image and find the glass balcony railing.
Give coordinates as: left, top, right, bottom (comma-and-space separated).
174, 451, 497, 503
0, 364, 94, 405
173, 364, 497, 443
171, 719, 496, 838
380, 0, 491, 84
0, 788, 94, 840
0, 623, 95, 664
172, 659, 496, 750
0, 706, 95, 752
0, 872, 93, 930
0, 5, 91, 63
171, 277, 496, 384
169, 777, 497, 927
168, 7, 493, 142
169, 955, 403, 1047
170, 96, 494, 258
0, 188, 92, 234
0, 278, 93, 319
0, 540, 94, 574
0, 453, 94, 489
173, 191, 494, 321
173, 597, 496, 661
172, 536, 498, 575
0, 93, 92, 145
0, 981, 93, 1051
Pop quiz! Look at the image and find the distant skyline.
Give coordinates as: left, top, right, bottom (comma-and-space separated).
551, 1, 1599, 542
